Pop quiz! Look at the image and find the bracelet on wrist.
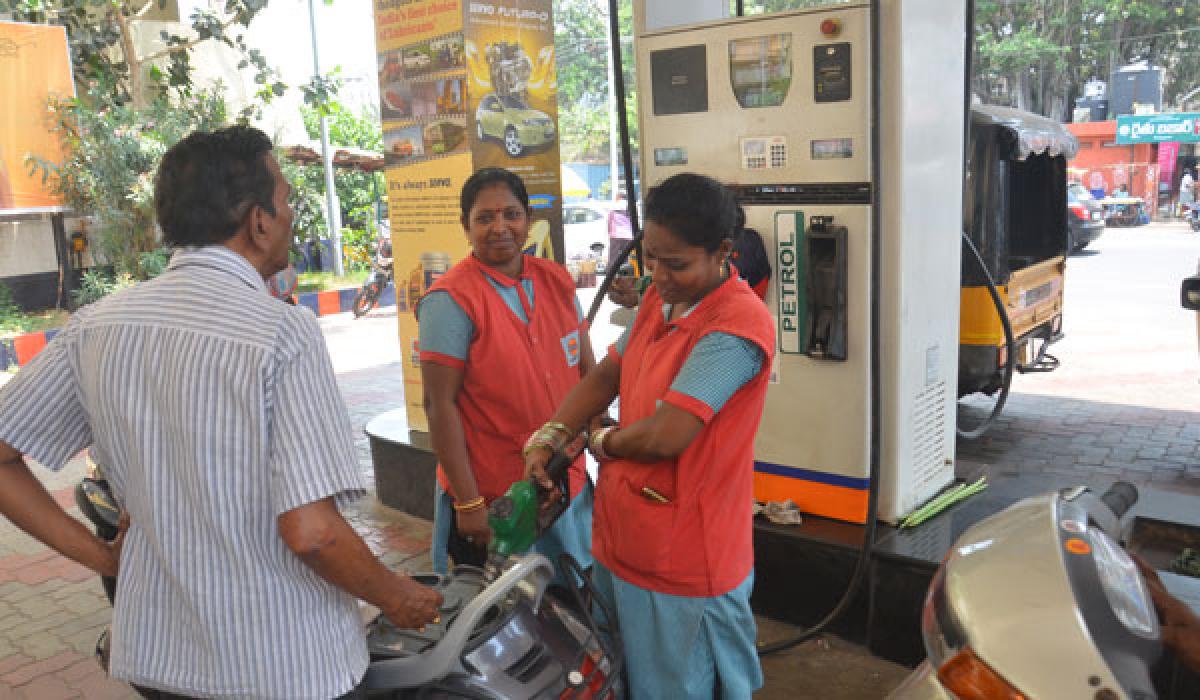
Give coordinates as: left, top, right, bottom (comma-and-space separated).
524, 422, 572, 458
589, 426, 616, 461
452, 496, 486, 512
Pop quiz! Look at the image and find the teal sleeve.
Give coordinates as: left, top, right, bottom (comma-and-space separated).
614, 324, 632, 355
669, 332, 764, 413
417, 291, 474, 361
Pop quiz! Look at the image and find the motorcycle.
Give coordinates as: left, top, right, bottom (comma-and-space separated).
74, 458, 624, 699
1185, 202, 1200, 233
888, 482, 1162, 699
354, 238, 395, 319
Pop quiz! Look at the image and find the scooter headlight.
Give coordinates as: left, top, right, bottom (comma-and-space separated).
1089, 528, 1158, 638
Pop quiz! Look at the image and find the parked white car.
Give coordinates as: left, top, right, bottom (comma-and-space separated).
563, 201, 615, 277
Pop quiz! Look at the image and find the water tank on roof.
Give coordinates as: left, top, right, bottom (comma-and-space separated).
1108, 63, 1163, 117
1083, 78, 1106, 99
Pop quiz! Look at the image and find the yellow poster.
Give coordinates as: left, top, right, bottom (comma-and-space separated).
0, 22, 74, 211
374, 0, 563, 432
464, 0, 563, 259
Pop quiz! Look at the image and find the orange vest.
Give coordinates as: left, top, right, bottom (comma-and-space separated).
594, 275, 775, 597
420, 255, 588, 502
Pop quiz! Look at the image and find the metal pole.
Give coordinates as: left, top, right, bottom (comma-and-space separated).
307, 0, 344, 275
606, 22, 619, 202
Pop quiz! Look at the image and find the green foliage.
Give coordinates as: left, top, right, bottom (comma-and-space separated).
974, 0, 1200, 119
138, 248, 172, 279
339, 214, 378, 271
296, 271, 370, 293
0, 284, 29, 336
293, 101, 386, 245
554, 0, 637, 162
2, 0, 284, 115
27, 87, 228, 278
279, 156, 328, 243
73, 269, 137, 307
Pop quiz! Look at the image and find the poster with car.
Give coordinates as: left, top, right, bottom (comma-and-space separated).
464, 0, 564, 264
374, 0, 472, 432
373, 0, 564, 433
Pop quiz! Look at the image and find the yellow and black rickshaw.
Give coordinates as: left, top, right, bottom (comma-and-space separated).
959, 104, 1079, 398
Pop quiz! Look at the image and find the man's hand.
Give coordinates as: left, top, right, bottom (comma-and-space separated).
97, 513, 130, 578
455, 506, 492, 547
380, 575, 444, 630
1135, 554, 1200, 672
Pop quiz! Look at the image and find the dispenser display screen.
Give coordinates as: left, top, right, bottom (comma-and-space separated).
813, 42, 852, 102
729, 34, 792, 108
811, 138, 853, 160
650, 45, 709, 115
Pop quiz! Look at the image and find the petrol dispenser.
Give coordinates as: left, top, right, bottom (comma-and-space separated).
632, 0, 967, 523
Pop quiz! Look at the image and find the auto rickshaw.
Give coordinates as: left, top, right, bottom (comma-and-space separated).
958, 104, 1079, 397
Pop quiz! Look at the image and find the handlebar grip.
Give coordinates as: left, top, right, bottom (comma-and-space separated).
1100, 482, 1138, 519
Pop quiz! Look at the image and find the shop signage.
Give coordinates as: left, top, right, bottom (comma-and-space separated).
1116, 113, 1200, 144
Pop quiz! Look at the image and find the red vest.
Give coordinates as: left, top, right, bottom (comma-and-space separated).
593, 275, 775, 597
420, 254, 588, 502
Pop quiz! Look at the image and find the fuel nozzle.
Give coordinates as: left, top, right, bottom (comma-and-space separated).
483, 449, 576, 581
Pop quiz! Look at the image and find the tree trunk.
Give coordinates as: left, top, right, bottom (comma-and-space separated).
114, 8, 147, 109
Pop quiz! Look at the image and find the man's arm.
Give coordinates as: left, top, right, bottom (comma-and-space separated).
269, 309, 442, 628
278, 498, 441, 629
0, 441, 121, 577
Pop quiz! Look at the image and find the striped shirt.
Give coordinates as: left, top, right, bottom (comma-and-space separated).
0, 247, 367, 699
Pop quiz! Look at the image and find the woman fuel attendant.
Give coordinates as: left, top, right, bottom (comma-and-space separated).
418, 167, 596, 575
525, 173, 775, 699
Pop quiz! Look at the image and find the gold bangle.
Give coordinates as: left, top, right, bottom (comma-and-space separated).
589, 426, 616, 461
524, 423, 570, 457
522, 440, 554, 459
452, 496, 486, 512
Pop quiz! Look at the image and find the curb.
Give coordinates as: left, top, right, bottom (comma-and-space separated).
0, 284, 396, 370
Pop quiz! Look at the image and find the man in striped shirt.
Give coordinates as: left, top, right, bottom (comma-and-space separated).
0, 126, 442, 698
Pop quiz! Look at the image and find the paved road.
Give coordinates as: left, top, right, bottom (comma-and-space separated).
958, 222, 1200, 491
0, 223, 1194, 697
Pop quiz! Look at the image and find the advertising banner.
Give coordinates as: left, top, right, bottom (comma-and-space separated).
375, 0, 470, 432
373, 0, 562, 433
464, 0, 562, 259
0, 22, 74, 212
1116, 113, 1200, 145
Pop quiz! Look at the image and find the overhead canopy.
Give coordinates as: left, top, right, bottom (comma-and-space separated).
972, 104, 1079, 161
282, 143, 385, 172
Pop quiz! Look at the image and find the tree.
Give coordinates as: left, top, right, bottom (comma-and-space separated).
30, 86, 229, 277
1, 0, 286, 112
973, 0, 1200, 120
4, 0, 344, 283
554, 0, 637, 162
288, 101, 386, 269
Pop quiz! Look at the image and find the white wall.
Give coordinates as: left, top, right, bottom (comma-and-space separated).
0, 221, 57, 277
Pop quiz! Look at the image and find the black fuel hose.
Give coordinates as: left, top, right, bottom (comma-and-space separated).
585, 0, 645, 327
955, 231, 1016, 439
